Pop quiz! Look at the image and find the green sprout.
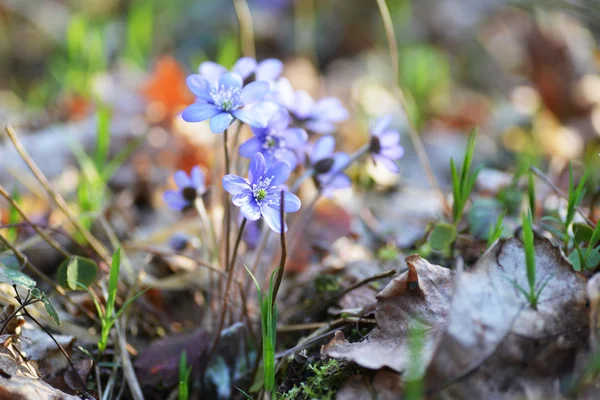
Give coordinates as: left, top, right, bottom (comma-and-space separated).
568, 220, 600, 271
511, 211, 552, 309
125, 0, 154, 68
245, 266, 278, 397
450, 128, 481, 225
487, 210, 506, 248
79, 248, 146, 354
178, 350, 193, 400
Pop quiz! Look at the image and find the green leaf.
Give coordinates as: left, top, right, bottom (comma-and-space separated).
573, 222, 594, 244
3, 268, 36, 289
467, 198, 502, 238
57, 256, 98, 291
522, 211, 536, 293
428, 223, 457, 251
107, 248, 121, 318
528, 171, 536, 218
42, 294, 60, 325
568, 247, 584, 272
585, 246, 600, 269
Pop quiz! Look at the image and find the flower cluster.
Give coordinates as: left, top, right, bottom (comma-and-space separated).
168, 57, 405, 233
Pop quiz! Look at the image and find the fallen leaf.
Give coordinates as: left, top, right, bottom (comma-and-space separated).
141, 56, 194, 122
336, 370, 403, 400
426, 237, 588, 397
322, 254, 454, 373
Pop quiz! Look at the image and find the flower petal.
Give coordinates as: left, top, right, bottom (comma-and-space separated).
381, 145, 404, 160
233, 192, 253, 206
241, 202, 262, 221
283, 127, 308, 149
305, 120, 336, 135
232, 106, 268, 128
222, 175, 250, 195
239, 137, 263, 159
282, 191, 301, 212
181, 103, 221, 123
173, 170, 191, 189
210, 112, 235, 133
331, 152, 350, 173
279, 150, 298, 170
265, 162, 291, 186
199, 61, 227, 84
256, 59, 283, 81
310, 136, 335, 164
268, 108, 291, 132
249, 153, 266, 184
163, 190, 188, 211
371, 115, 393, 136
379, 130, 400, 146
190, 166, 205, 192
186, 75, 213, 102
311, 98, 349, 122
218, 72, 244, 90
274, 78, 295, 110
294, 91, 314, 119
240, 81, 269, 105
374, 154, 400, 173
262, 205, 286, 233
233, 57, 257, 79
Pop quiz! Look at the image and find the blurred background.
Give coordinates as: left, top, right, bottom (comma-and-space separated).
1, 0, 600, 249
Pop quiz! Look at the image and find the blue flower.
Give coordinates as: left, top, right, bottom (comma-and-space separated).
182, 71, 277, 133
275, 78, 349, 134
163, 166, 206, 211
222, 153, 301, 232
369, 115, 404, 173
309, 136, 351, 196
239, 109, 308, 170
199, 57, 283, 83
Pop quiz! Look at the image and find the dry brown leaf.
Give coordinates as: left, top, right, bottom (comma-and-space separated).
426, 237, 588, 397
336, 370, 403, 400
322, 255, 454, 372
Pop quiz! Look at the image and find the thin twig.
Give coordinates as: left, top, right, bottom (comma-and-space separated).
331, 269, 396, 301
0, 184, 71, 258
122, 243, 225, 275
277, 317, 377, 332
530, 166, 595, 226
15, 287, 92, 398
374, 0, 449, 215
0, 222, 90, 254
0, 234, 98, 324
207, 218, 248, 366
233, 0, 256, 58
4, 125, 111, 263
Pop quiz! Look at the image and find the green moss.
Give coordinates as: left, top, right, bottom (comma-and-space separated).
280, 360, 349, 400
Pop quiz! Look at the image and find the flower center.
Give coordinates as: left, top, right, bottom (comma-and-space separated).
369, 136, 382, 154
210, 85, 241, 112
252, 176, 276, 206
182, 186, 198, 202
255, 189, 267, 201
314, 157, 335, 174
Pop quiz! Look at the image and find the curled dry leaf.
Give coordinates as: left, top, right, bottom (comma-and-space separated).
322, 254, 454, 373
426, 238, 588, 397
325, 238, 589, 399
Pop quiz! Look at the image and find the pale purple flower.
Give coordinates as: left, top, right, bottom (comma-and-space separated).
274, 78, 349, 134
199, 57, 283, 83
182, 72, 276, 133
369, 115, 404, 173
163, 166, 206, 212
239, 109, 308, 170
222, 153, 300, 232
309, 136, 351, 195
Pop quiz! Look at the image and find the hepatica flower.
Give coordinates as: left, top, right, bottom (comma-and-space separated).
223, 153, 300, 232
239, 109, 308, 170
163, 166, 206, 212
369, 115, 404, 173
182, 72, 274, 133
309, 136, 351, 195
199, 57, 283, 83
275, 78, 348, 134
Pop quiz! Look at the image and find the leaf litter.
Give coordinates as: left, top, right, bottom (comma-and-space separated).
326, 237, 590, 399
